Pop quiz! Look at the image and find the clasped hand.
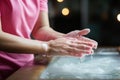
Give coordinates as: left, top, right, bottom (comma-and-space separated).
47, 28, 98, 57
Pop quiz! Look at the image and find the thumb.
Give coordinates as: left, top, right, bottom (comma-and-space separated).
78, 28, 90, 36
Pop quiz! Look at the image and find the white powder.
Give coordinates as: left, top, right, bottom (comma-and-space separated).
40, 52, 120, 79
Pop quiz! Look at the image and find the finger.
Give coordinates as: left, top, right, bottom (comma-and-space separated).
67, 39, 96, 49
77, 36, 98, 49
69, 43, 92, 51
78, 28, 90, 36
68, 47, 92, 54
65, 30, 80, 37
70, 51, 91, 57
74, 50, 94, 57
78, 36, 95, 43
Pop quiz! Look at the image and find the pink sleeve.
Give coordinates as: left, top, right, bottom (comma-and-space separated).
40, 0, 48, 12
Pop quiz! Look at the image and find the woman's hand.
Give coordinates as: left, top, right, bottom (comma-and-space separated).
64, 28, 98, 57
46, 37, 94, 57
65, 28, 98, 49
65, 28, 90, 38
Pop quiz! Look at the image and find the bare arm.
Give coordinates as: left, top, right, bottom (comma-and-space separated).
0, 10, 97, 57
0, 17, 47, 54
31, 11, 64, 41
30, 11, 98, 57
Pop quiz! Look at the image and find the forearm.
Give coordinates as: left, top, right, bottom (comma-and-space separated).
0, 31, 47, 54
31, 11, 64, 41
32, 26, 64, 41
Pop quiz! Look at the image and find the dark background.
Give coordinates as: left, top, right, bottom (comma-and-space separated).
48, 0, 120, 47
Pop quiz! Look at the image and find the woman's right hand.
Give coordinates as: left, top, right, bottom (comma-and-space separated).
46, 37, 94, 57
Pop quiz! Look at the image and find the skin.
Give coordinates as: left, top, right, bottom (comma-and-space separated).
0, 11, 98, 57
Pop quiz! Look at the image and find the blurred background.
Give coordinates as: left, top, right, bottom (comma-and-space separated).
48, 0, 120, 47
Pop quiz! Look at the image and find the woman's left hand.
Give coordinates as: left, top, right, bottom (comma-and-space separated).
65, 28, 98, 49
64, 28, 98, 57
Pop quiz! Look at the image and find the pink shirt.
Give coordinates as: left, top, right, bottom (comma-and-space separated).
0, 0, 48, 79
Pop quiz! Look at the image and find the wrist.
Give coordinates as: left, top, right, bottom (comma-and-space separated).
42, 42, 49, 53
